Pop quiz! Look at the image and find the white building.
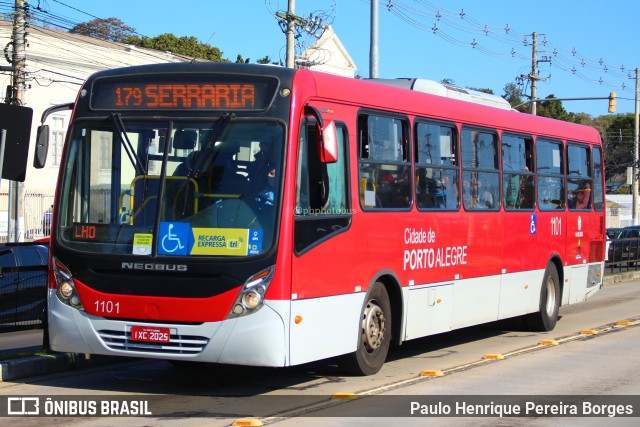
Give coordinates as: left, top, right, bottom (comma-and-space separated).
298, 25, 357, 78
0, 20, 186, 239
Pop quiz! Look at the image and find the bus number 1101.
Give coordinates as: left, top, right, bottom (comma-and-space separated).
94, 300, 120, 314
550, 217, 562, 236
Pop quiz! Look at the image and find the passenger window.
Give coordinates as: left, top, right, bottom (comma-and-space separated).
502, 134, 534, 210
536, 139, 565, 210
461, 127, 499, 210
294, 121, 350, 253
358, 114, 411, 209
567, 143, 592, 211
592, 146, 604, 211
415, 121, 459, 210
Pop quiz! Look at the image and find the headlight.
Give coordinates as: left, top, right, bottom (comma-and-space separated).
227, 266, 274, 319
242, 290, 261, 309
53, 258, 84, 310
59, 282, 74, 299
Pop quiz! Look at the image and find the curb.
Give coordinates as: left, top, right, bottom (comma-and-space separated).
0, 353, 130, 382
603, 270, 640, 286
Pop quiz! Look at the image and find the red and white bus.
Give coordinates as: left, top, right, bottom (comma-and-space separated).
38, 63, 605, 375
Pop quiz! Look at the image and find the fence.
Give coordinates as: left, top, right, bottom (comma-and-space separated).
0, 190, 55, 243
606, 236, 640, 274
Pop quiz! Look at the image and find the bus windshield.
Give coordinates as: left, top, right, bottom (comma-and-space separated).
56, 117, 284, 257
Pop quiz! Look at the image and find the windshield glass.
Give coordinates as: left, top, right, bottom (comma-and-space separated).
57, 117, 284, 257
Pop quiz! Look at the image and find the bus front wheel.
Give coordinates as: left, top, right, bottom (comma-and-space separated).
526, 264, 560, 332
341, 282, 391, 376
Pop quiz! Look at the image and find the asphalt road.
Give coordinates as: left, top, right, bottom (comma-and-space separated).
0, 329, 44, 357
0, 279, 639, 426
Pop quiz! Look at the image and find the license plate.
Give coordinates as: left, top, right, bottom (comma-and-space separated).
130, 326, 171, 343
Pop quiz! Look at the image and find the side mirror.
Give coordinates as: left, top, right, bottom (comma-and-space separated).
33, 125, 49, 169
304, 105, 338, 164
319, 120, 338, 163
32, 102, 73, 169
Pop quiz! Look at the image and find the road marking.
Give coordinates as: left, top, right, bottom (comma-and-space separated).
482, 353, 505, 360
331, 392, 358, 400
419, 370, 444, 377
232, 419, 263, 426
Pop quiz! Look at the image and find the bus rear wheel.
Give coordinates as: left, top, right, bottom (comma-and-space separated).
341, 282, 391, 376
526, 264, 560, 332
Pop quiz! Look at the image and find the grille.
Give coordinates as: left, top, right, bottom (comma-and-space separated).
98, 329, 209, 355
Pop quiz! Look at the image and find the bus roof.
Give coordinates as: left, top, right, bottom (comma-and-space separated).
369, 78, 513, 110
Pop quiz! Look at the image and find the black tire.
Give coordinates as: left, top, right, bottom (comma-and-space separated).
525, 264, 560, 332
341, 282, 391, 376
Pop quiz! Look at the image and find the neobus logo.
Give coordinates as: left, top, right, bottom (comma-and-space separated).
121, 262, 188, 272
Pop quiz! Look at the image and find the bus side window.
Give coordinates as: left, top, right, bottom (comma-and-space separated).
415, 121, 459, 211
461, 127, 499, 211
502, 133, 534, 210
592, 146, 604, 211
294, 121, 350, 253
536, 139, 565, 210
567, 143, 592, 211
358, 114, 411, 209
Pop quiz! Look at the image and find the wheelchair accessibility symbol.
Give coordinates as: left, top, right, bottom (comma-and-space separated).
530, 213, 537, 235
158, 222, 191, 255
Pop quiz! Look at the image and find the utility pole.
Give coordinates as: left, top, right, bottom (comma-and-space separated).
275, 0, 326, 69
370, 0, 379, 78
530, 32, 538, 115
633, 68, 639, 225
9, 0, 26, 106
520, 32, 549, 116
8, 0, 27, 242
286, 0, 295, 68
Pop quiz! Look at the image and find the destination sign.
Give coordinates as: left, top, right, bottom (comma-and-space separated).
91, 75, 278, 111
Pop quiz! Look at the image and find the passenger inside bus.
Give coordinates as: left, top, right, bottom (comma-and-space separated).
172, 130, 198, 176
463, 176, 494, 209
376, 169, 410, 208
184, 138, 276, 230
568, 181, 592, 210
209, 143, 250, 196
256, 164, 276, 206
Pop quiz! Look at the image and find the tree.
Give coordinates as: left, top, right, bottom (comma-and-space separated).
122, 33, 227, 62
236, 54, 250, 64
502, 82, 528, 113
231, 54, 274, 65
601, 114, 635, 186
537, 94, 572, 121
468, 87, 494, 95
69, 18, 135, 42
570, 112, 593, 126
256, 56, 275, 65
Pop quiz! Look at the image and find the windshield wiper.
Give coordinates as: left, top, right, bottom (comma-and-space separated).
187, 112, 235, 179
111, 112, 146, 175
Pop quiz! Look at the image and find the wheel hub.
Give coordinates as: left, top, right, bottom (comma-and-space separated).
362, 300, 385, 352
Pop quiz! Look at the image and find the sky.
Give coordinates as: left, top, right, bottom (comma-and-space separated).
22, 0, 640, 117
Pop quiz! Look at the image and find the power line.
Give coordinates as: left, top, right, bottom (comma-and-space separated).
49, 0, 99, 20
379, 0, 634, 98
